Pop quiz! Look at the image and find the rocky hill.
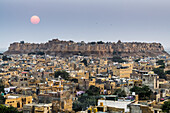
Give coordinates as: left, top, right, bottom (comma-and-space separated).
4, 39, 169, 57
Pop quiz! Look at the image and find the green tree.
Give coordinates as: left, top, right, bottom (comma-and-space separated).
73, 100, 82, 112
0, 95, 5, 104
112, 56, 126, 63
90, 42, 96, 44
161, 100, 170, 113
113, 51, 117, 55
2, 56, 8, 61
71, 78, 78, 83
165, 70, 170, 74
28, 52, 36, 55
130, 85, 153, 100
159, 65, 165, 69
113, 89, 126, 97
2, 56, 11, 61
0, 104, 21, 113
20, 41, 24, 44
97, 41, 104, 44
0, 85, 5, 93
156, 60, 164, 65
69, 40, 74, 43
0, 80, 4, 92
134, 58, 140, 62
0, 80, 5, 104
54, 70, 70, 80
86, 85, 100, 96
153, 68, 166, 80
36, 51, 45, 55
156, 60, 165, 69
73, 93, 98, 112
81, 59, 87, 66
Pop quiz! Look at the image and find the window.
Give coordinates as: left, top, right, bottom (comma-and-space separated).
154, 110, 158, 113
22, 98, 26, 102
61, 101, 64, 109
17, 102, 20, 108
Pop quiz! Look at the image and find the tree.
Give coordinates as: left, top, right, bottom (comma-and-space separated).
0, 95, 5, 104
97, 41, 104, 44
36, 51, 45, 55
86, 85, 100, 96
2, 56, 12, 61
72, 100, 82, 112
156, 60, 165, 69
0, 104, 21, 113
3, 56, 8, 61
130, 85, 153, 100
0, 84, 4, 93
20, 41, 24, 44
113, 51, 117, 55
161, 100, 170, 113
69, 40, 74, 43
73, 93, 98, 112
165, 70, 170, 74
90, 42, 96, 45
113, 89, 126, 97
28, 52, 36, 55
54, 70, 70, 80
153, 68, 166, 80
71, 78, 78, 83
112, 56, 126, 63
135, 58, 140, 62
0, 80, 5, 93
0, 81, 5, 104
81, 59, 87, 66
156, 60, 164, 65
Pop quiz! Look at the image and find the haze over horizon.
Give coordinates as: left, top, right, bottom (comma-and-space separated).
1, 0, 170, 50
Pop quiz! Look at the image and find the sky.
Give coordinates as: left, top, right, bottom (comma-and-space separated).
0, 0, 170, 51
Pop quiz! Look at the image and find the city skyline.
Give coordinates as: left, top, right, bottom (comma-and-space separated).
1, 0, 170, 50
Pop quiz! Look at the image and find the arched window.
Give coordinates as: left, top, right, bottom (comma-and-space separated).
17, 102, 20, 108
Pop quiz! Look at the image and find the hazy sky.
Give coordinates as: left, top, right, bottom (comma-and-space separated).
1, 0, 170, 50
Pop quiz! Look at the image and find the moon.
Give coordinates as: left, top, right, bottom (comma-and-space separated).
30, 15, 40, 24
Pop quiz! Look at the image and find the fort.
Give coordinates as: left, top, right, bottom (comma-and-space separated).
4, 39, 169, 57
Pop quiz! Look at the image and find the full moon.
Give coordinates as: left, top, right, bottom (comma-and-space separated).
30, 15, 40, 24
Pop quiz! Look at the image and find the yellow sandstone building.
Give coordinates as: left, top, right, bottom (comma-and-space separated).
113, 63, 133, 78
5, 94, 32, 109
